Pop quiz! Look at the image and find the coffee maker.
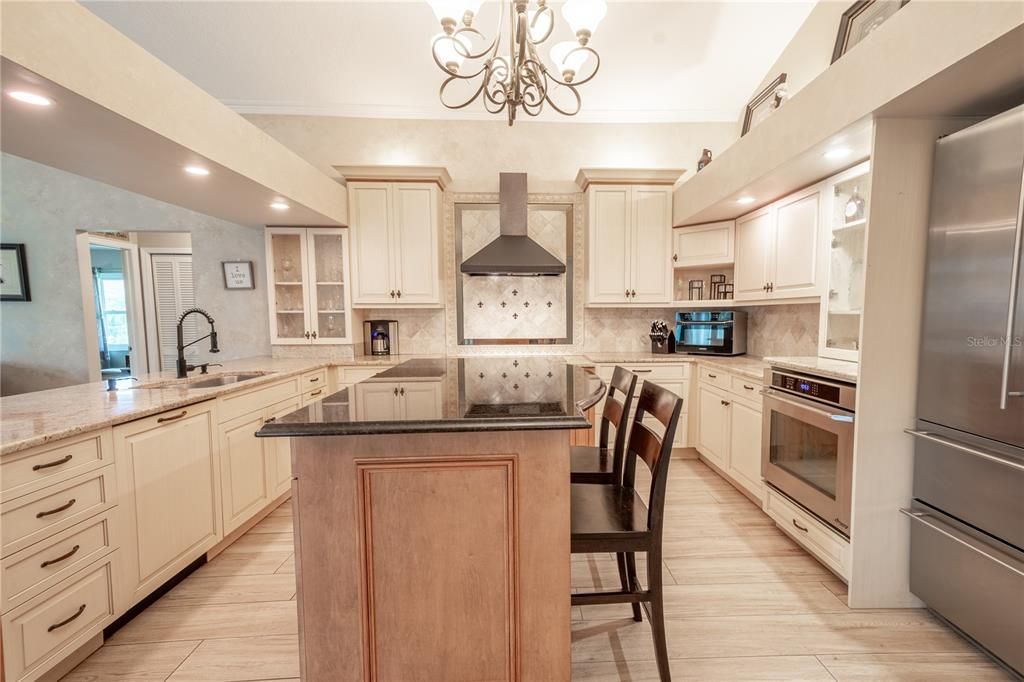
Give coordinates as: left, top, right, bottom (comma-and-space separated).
363, 320, 399, 356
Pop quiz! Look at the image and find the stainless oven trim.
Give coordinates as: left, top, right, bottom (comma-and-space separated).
761, 388, 854, 533
764, 368, 857, 411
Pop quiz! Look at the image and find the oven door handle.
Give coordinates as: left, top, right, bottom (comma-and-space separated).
761, 388, 855, 423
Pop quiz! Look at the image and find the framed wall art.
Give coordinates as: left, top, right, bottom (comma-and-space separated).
832, 0, 910, 63
0, 243, 31, 301
222, 260, 255, 289
741, 73, 787, 137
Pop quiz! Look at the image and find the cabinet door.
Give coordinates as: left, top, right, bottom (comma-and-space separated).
266, 228, 312, 343
219, 411, 271, 535
392, 184, 441, 304
733, 207, 773, 300
673, 221, 734, 267
355, 382, 400, 421
306, 229, 351, 344
727, 400, 764, 501
400, 382, 443, 420
630, 186, 673, 303
587, 187, 631, 303
697, 385, 729, 469
350, 184, 396, 305
266, 397, 302, 497
114, 403, 220, 606
771, 188, 821, 298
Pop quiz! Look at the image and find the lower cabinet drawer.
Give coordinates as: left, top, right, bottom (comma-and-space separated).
301, 368, 328, 390
2, 511, 117, 612
2, 554, 118, 682
699, 365, 731, 390
302, 386, 327, 406
219, 376, 301, 423
765, 487, 849, 579
1, 467, 116, 557
729, 375, 762, 400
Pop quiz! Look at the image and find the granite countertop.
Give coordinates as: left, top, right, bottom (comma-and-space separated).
581, 352, 770, 382
0, 354, 437, 456
257, 357, 605, 438
764, 356, 859, 383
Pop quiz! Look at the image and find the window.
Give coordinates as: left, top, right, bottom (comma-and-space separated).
96, 272, 129, 350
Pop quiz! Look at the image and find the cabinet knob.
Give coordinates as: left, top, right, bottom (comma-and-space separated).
721, 400, 731, 406
390, 290, 395, 298
672, 254, 678, 262
769, 282, 774, 292
396, 290, 402, 298
400, 387, 405, 396
631, 289, 636, 298
394, 387, 399, 396
311, 330, 318, 339
625, 289, 630, 299
304, 331, 311, 339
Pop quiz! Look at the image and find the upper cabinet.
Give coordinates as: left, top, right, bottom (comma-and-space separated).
265, 227, 353, 344
343, 168, 448, 308
672, 221, 734, 268
819, 160, 870, 361
734, 184, 823, 302
583, 178, 676, 305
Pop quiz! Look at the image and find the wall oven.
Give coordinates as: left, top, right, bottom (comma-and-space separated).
674, 311, 747, 355
761, 368, 856, 536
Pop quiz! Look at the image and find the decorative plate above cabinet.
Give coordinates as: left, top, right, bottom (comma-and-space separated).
265, 227, 352, 344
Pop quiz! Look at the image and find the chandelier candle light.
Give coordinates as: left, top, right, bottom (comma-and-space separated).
428, 0, 606, 126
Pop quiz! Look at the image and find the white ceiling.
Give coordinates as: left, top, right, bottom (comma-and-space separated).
82, 0, 816, 124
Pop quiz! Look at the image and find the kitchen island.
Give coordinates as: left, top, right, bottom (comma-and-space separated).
257, 357, 604, 682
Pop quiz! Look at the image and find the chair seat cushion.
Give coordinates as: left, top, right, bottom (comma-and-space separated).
571, 483, 649, 547
570, 445, 614, 475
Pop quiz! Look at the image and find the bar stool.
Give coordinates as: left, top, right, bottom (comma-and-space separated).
570, 366, 638, 485
570, 380, 684, 682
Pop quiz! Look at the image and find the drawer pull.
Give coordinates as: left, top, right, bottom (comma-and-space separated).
708, 373, 718, 378
309, 389, 323, 397
743, 384, 755, 391
47, 604, 86, 632
264, 416, 277, 424
633, 369, 653, 374
792, 519, 809, 533
32, 454, 73, 471
309, 376, 320, 383
720, 400, 731, 406
157, 410, 188, 423
36, 498, 77, 518
40, 544, 81, 568
900, 509, 1024, 577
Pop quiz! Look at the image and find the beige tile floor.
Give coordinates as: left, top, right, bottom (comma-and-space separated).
62, 459, 1009, 681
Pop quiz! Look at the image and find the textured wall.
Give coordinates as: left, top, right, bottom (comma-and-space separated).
1, 154, 271, 396
245, 115, 738, 194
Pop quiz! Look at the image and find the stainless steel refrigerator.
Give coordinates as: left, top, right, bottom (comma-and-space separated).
907, 104, 1024, 675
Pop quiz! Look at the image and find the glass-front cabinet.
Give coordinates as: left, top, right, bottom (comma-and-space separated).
265, 227, 352, 344
819, 161, 870, 361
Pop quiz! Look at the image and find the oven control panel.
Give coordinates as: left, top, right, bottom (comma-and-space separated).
772, 373, 842, 404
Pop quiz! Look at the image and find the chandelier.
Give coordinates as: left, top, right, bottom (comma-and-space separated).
428, 0, 607, 126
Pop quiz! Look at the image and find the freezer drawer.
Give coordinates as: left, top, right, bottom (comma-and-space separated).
904, 504, 1024, 675
910, 427, 1024, 549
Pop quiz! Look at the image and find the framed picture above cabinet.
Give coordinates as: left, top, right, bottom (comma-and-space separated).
265, 227, 352, 344
832, 0, 910, 63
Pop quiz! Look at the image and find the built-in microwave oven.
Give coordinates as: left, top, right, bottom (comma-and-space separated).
674, 311, 747, 356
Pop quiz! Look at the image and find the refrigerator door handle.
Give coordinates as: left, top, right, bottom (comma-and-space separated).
1000, 168, 1024, 409
899, 508, 1024, 577
905, 429, 1024, 472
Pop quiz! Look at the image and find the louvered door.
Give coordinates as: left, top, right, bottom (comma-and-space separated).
150, 254, 197, 371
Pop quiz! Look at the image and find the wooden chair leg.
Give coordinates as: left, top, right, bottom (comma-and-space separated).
614, 553, 642, 622
625, 552, 642, 622
647, 553, 671, 681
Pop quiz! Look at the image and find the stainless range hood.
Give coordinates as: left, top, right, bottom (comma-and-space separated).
460, 173, 566, 276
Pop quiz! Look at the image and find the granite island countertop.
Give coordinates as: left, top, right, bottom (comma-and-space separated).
257, 357, 605, 438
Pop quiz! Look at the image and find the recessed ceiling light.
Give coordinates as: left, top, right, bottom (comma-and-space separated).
736, 196, 755, 205
184, 165, 210, 176
824, 146, 852, 160
8, 90, 53, 107
270, 201, 290, 211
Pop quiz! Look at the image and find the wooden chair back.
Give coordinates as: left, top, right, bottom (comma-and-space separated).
597, 367, 638, 475
622, 381, 684, 533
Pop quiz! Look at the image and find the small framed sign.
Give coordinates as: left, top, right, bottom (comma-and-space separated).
741, 73, 787, 136
832, 0, 910, 63
222, 260, 255, 290
0, 243, 31, 301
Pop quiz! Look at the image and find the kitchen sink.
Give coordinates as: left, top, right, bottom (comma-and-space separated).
186, 372, 271, 388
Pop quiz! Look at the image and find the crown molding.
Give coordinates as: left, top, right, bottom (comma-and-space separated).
575, 168, 687, 191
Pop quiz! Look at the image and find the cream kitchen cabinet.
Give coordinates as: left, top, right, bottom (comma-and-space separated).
113, 401, 221, 608
354, 381, 443, 421
734, 185, 822, 302
590, 363, 690, 449
266, 227, 352, 344
266, 397, 301, 497
218, 411, 271, 536
672, 221, 734, 267
696, 368, 765, 502
586, 185, 673, 305
349, 182, 442, 307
